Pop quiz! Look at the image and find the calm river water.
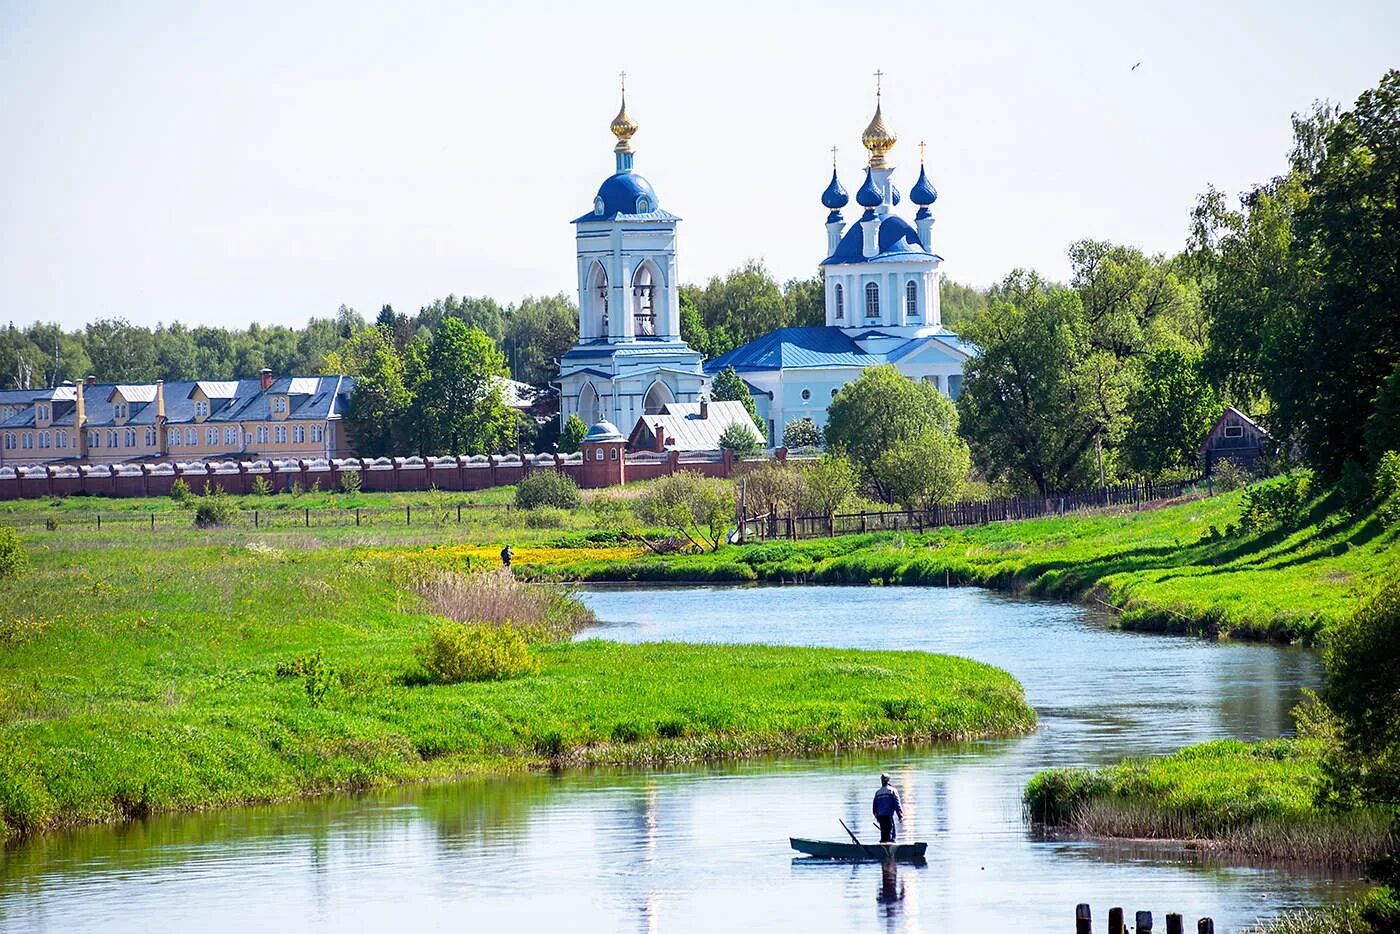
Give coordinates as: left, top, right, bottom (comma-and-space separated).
0, 585, 1363, 932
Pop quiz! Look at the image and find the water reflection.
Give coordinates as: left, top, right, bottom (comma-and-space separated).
0, 585, 1362, 932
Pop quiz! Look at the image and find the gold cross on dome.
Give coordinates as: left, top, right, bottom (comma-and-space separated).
919, 140, 926, 164
831, 145, 838, 167
874, 70, 884, 96
619, 70, 626, 92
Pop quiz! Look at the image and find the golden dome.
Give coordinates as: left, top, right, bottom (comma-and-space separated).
862, 99, 896, 169
610, 90, 638, 153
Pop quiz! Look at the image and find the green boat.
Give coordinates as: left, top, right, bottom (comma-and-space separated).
789, 837, 928, 862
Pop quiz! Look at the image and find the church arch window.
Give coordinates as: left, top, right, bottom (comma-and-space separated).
588, 262, 609, 337
906, 280, 918, 317
594, 196, 605, 216
865, 282, 880, 319
834, 283, 844, 320
578, 383, 600, 426
635, 196, 651, 213
643, 380, 674, 415
800, 388, 812, 402
631, 262, 658, 337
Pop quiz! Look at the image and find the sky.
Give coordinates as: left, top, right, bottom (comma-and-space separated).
1, 0, 1397, 331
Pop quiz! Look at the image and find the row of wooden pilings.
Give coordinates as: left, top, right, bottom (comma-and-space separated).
1076, 904, 1215, 933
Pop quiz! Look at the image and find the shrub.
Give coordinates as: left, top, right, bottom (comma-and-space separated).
523, 507, 566, 529
635, 471, 736, 552
718, 421, 763, 456
514, 470, 580, 510
193, 487, 236, 528
558, 414, 588, 454
339, 470, 362, 494
169, 478, 191, 503
1239, 472, 1312, 531
782, 416, 823, 450
1376, 450, 1400, 526
0, 527, 26, 581
416, 622, 537, 684
1211, 457, 1250, 492
44, 517, 60, 532
249, 475, 273, 496
275, 650, 337, 707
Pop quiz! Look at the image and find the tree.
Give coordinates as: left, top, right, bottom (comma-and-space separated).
84, 318, 157, 382
940, 279, 990, 329
558, 414, 588, 454
153, 324, 199, 380
871, 428, 970, 508
710, 366, 764, 440
717, 421, 762, 455
782, 416, 823, 450
804, 453, 859, 518
1122, 347, 1220, 478
502, 294, 577, 386
679, 290, 710, 357
689, 261, 787, 356
337, 328, 411, 457
634, 471, 735, 552
783, 273, 825, 328
422, 318, 515, 455
825, 364, 966, 503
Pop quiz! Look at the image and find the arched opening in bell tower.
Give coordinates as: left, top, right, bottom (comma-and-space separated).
631, 262, 658, 337
643, 380, 674, 415
588, 262, 609, 339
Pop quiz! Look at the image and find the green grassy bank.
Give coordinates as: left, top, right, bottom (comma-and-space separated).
1023, 739, 1395, 865
0, 539, 1035, 843
531, 490, 1399, 644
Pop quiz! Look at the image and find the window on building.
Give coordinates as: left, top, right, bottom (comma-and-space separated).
89, 430, 100, 448
185, 428, 196, 445
800, 388, 811, 402
272, 396, 287, 415
57, 430, 68, 449
38, 431, 50, 449
906, 280, 918, 317
107, 430, 118, 448
145, 427, 156, 446
274, 425, 287, 443
1224, 425, 1244, 439
194, 400, 209, 418
865, 282, 880, 318
125, 428, 136, 447
948, 375, 962, 400
293, 424, 305, 443
207, 427, 218, 446
4, 433, 15, 450
834, 283, 844, 320
595, 448, 604, 461
225, 427, 238, 445
113, 402, 127, 420
831, 387, 840, 398
37, 404, 51, 421
168, 429, 179, 446
22, 433, 33, 449
312, 424, 324, 443
256, 425, 269, 444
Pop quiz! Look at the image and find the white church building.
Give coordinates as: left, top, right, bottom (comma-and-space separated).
554, 86, 706, 432
555, 81, 971, 446
704, 87, 972, 442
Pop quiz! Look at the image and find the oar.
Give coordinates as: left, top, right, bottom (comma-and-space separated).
838, 818, 885, 862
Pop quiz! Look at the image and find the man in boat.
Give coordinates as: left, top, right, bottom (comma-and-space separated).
872, 773, 903, 843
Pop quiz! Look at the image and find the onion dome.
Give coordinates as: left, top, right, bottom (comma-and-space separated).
862, 99, 897, 169
911, 163, 938, 206
821, 169, 848, 210
610, 90, 638, 153
889, 183, 901, 206
856, 167, 882, 208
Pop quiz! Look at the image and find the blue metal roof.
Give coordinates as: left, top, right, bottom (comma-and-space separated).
911, 164, 938, 205
855, 167, 881, 208
821, 169, 848, 209
704, 327, 882, 373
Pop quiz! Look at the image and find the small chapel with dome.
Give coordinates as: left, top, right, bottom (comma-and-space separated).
557, 78, 971, 446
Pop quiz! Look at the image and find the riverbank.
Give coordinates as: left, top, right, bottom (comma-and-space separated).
525, 490, 1399, 644
1023, 739, 1395, 865
0, 541, 1035, 843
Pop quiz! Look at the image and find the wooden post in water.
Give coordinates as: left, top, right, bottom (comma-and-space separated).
1108, 907, 1125, 934
1196, 920, 1214, 934
1166, 914, 1183, 934
1136, 910, 1153, 933
1075, 903, 1092, 934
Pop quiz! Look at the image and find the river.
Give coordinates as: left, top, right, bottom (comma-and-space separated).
0, 585, 1363, 932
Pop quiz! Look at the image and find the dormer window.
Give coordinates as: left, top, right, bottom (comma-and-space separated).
635, 196, 650, 213
272, 396, 288, 415
194, 400, 210, 419
113, 402, 128, 420
594, 196, 605, 216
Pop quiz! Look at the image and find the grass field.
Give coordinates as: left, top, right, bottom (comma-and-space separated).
0, 535, 1035, 842
1023, 739, 1395, 865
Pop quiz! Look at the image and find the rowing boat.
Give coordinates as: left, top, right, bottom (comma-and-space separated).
789, 837, 928, 862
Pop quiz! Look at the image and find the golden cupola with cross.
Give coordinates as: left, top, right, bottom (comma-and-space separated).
862, 78, 897, 169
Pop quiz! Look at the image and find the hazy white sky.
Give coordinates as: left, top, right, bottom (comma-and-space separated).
1, 0, 1396, 330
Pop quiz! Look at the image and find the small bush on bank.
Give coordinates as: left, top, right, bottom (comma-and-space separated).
275, 650, 337, 706
193, 487, 236, 528
416, 621, 537, 683
523, 507, 566, 529
1240, 472, 1312, 531
339, 470, 362, 495
514, 470, 580, 510
169, 478, 191, 503
0, 527, 26, 580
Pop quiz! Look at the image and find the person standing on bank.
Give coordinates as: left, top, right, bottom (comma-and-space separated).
872, 773, 903, 843
500, 544, 513, 569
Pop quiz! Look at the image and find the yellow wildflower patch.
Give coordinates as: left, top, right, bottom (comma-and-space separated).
356, 543, 643, 567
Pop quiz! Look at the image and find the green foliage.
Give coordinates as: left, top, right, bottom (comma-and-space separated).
0, 527, 25, 581
193, 486, 237, 528
415, 622, 538, 684
710, 366, 764, 440
782, 416, 823, 450
338, 470, 362, 495
275, 650, 337, 707
422, 318, 515, 455
825, 365, 968, 503
635, 471, 736, 552
248, 475, 273, 497
168, 478, 191, 503
1366, 365, 1400, 465
1239, 472, 1313, 531
337, 326, 412, 457
717, 421, 762, 455
514, 470, 581, 510
499, 293, 578, 387
1123, 347, 1220, 477
805, 453, 860, 518
939, 279, 990, 329
1211, 456, 1251, 492
1321, 579, 1400, 808
558, 414, 588, 454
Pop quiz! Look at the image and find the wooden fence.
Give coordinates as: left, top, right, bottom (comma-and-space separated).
742, 478, 1199, 542
1075, 904, 1216, 933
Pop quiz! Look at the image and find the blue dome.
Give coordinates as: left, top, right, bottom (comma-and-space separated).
911, 164, 938, 206
855, 167, 881, 208
820, 169, 848, 210
591, 172, 658, 218
877, 215, 923, 254
889, 183, 901, 206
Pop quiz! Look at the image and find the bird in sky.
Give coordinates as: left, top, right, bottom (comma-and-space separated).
1131, 61, 1142, 71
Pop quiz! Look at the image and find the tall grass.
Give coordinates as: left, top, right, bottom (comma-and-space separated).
413, 567, 595, 640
